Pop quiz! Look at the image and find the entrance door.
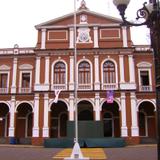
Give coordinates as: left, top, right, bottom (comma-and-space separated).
139, 112, 147, 136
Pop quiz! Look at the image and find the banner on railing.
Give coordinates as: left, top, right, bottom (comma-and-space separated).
106, 90, 114, 104
53, 89, 62, 103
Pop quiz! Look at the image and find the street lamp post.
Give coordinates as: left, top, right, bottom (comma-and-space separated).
113, 0, 160, 159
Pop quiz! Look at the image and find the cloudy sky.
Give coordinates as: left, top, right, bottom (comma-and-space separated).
0, 0, 150, 48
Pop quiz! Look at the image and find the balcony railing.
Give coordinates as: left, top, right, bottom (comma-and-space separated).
0, 88, 8, 94
51, 84, 67, 90
139, 85, 152, 92
102, 83, 118, 90
19, 87, 32, 93
78, 83, 92, 90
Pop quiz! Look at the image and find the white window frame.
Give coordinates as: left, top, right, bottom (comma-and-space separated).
19, 70, 32, 93
0, 65, 10, 93
137, 62, 152, 92
77, 59, 93, 90
101, 58, 118, 90
51, 60, 68, 90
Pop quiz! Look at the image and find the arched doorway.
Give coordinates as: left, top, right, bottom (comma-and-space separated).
78, 100, 93, 121
102, 101, 120, 137
0, 103, 9, 137
138, 101, 156, 138
16, 103, 33, 140
50, 101, 68, 138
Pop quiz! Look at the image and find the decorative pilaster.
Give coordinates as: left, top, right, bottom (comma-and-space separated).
120, 92, 128, 137
130, 92, 139, 136
11, 58, 18, 93
69, 56, 74, 90
119, 55, 125, 83
33, 94, 40, 137
34, 57, 41, 90
122, 26, 128, 47
94, 93, 100, 121
69, 93, 74, 121
94, 55, 100, 90
43, 94, 49, 137
41, 29, 46, 49
44, 56, 50, 90
69, 27, 74, 48
9, 96, 16, 137
93, 27, 99, 48
128, 55, 136, 83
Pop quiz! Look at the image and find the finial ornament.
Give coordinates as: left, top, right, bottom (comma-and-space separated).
78, 0, 88, 10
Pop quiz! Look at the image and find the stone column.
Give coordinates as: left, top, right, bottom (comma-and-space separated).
128, 55, 136, 83
44, 56, 50, 89
93, 27, 99, 48
11, 58, 18, 93
130, 92, 139, 136
69, 56, 74, 90
69, 93, 74, 121
41, 29, 46, 49
122, 26, 128, 47
69, 27, 74, 48
9, 96, 16, 137
94, 55, 100, 90
33, 94, 40, 137
43, 93, 49, 137
94, 93, 100, 121
120, 92, 128, 137
119, 55, 125, 83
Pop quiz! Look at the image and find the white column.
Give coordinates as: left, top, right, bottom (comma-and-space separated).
130, 92, 139, 136
119, 55, 125, 83
33, 94, 39, 137
69, 28, 74, 48
93, 27, 99, 48
69, 93, 74, 121
9, 96, 16, 137
43, 93, 49, 137
35, 57, 41, 85
122, 26, 128, 47
128, 55, 136, 83
69, 56, 74, 90
41, 29, 46, 49
44, 56, 50, 88
94, 55, 100, 90
120, 92, 128, 137
95, 93, 100, 121
11, 58, 18, 93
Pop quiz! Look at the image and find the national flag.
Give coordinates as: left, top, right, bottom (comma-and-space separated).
106, 90, 114, 104
53, 89, 61, 103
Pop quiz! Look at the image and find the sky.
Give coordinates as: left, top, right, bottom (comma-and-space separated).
0, 0, 150, 48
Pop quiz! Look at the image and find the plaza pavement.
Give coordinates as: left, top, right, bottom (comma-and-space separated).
0, 144, 157, 160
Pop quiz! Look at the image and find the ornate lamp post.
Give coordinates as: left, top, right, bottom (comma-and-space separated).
113, 0, 160, 159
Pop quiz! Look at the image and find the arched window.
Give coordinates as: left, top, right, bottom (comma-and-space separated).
54, 62, 66, 84
103, 61, 115, 83
78, 61, 91, 84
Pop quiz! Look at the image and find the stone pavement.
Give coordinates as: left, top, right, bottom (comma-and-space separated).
0, 144, 157, 160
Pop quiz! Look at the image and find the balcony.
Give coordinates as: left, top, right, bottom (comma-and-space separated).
19, 87, 32, 93
139, 85, 152, 92
0, 88, 8, 94
102, 83, 118, 90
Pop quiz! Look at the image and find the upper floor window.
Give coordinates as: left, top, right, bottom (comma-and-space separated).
54, 62, 66, 84
22, 73, 30, 88
103, 61, 115, 83
0, 73, 8, 88
78, 61, 91, 84
140, 71, 149, 86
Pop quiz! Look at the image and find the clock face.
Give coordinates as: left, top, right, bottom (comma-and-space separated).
81, 15, 87, 22
79, 32, 89, 42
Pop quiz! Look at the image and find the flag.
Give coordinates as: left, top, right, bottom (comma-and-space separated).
106, 90, 114, 104
53, 90, 61, 103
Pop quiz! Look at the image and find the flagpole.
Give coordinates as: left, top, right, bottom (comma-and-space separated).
64, 0, 89, 159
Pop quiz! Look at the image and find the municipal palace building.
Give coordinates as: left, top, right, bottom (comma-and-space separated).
0, 1, 157, 147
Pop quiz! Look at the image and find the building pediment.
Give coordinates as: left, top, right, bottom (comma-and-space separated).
19, 64, 33, 70
0, 65, 11, 71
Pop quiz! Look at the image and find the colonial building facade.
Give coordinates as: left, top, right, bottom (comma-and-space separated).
0, 2, 157, 146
